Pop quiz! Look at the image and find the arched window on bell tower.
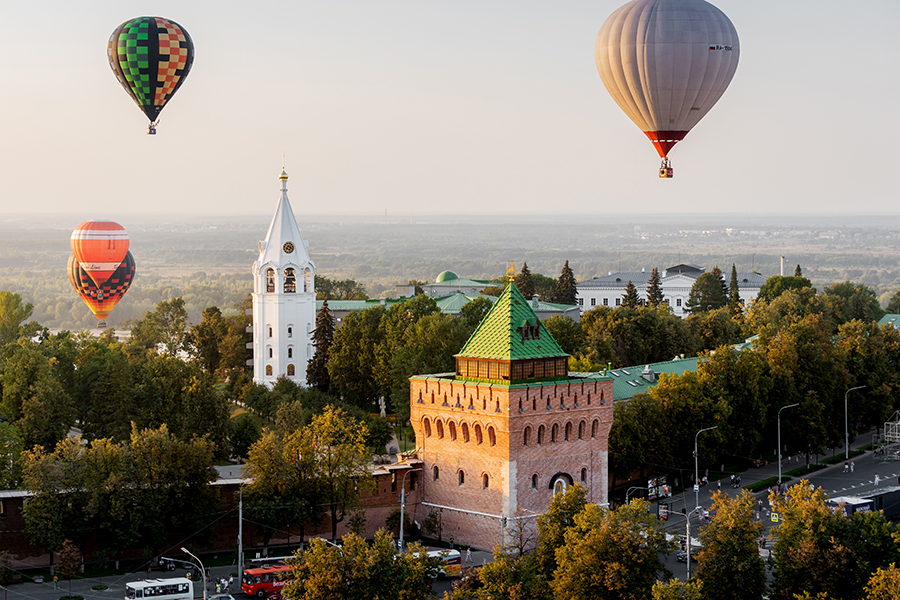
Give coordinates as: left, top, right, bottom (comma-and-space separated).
284, 268, 296, 293
266, 268, 276, 293
304, 268, 312, 293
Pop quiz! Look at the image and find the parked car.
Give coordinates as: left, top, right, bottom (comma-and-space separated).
675, 550, 697, 563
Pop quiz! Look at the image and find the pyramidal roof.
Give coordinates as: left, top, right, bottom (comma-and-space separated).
456, 283, 568, 361
257, 170, 311, 267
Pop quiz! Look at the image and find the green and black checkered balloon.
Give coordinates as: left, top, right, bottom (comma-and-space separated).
108, 16, 194, 123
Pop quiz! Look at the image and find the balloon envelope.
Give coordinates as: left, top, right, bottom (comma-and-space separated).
107, 16, 194, 124
67, 251, 136, 323
595, 0, 740, 158
71, 220, 130, 288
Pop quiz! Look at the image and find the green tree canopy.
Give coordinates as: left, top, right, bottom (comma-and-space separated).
696, 490, 765, 600
757, 275, 814, 303
555, 260, 578, 305
622, 280, 641, 308
315, 275, 368, 301
646, 268, 665, 308
516, 263, 535, 300
0, 291, 36, 347
307, 298, 335, 392
686, 273, 728, 314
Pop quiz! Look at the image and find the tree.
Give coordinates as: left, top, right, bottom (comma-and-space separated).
243, 427, 319, 553
315, 275, 368, 301
695, 491, 765, 600
646, 268, 665, 308
824, 281, 884, 324
543, 316, 585, 356
685, 273, 727, 314
286, 531, 440, 600
886, 288, 900, 314
57, 539, 81, 595
1, 342, 75, 449
459, 296, 494, 328
0, 550, 14, 587
757, 275, 814, 303
728, 264, 742, 316
516, 263, 535, 300
550, 500, 672, 600
307, 406, 374, 541
307, 299, 335, 392
0, 291, 35, 347
534, 484, 588, 579
452, 546, 546, 600
327, 306, 386, 408
0, 421, 24, 489
622, 280, 641, 308
129, 297, 191, 358
795, 264, 803, 277
652, 580, 703, 600
190, 306, 223, 373
685, 307, 744, 351
78, 344, 134, 442
864, 564, 900, 600
770, 482, 856, 600
228, 413, 261, 460
555, 261, 578, 305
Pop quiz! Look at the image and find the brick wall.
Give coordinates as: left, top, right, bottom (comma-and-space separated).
410, 375, 613, 550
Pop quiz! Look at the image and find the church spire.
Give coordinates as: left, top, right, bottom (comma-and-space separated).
256, 168, 310, 267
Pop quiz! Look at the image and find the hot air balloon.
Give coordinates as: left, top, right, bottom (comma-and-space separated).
71, 220, 130, 289
107, 16, 194, 135
595, 0, 740, 178
67, 251, 136, 327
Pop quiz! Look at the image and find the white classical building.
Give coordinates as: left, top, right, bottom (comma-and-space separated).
250, 170, 316, 387
575, 263, 765, 318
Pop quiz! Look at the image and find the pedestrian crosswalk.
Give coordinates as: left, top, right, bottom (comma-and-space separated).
831, 471, 899, 494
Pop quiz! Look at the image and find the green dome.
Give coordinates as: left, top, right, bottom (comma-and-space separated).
436, 270, 459, 283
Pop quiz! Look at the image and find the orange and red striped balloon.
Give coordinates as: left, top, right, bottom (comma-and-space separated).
70, 220, 130, 288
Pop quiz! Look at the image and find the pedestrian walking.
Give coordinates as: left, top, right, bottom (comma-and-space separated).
851, 461, 855, 473
228, 576, 234, 592
844, 461, 849, 473
717, 480, 721, 490
875, 473, 880, 487
465, 548, 472, 564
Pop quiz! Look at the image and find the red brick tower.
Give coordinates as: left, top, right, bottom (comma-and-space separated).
409, 283, 613, 550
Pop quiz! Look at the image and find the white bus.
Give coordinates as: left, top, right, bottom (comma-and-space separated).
125, 577, 193, 600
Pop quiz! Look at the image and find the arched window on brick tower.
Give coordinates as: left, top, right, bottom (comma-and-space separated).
449, 422, 457, 441
436, 420, 444, 438
523, 426, 531, 446
458, 470, 465, 486
461, 422, 469, 442
537, 425, 545, 445
475, 424, 483, 444
591, 419, 599, 438
488, 426, 496, 446
433, 466, 439, 481
424, 418, 432, 437
565, 422, 572, 441
578, 420, 586, 439
482, 473, 489, 489
551, 423, 558, 442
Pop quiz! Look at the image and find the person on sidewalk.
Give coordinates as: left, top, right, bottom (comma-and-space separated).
465, 548, 472, 564
875, 473, 880, 487
844, 461, 849, 473
851, 461, 855, 473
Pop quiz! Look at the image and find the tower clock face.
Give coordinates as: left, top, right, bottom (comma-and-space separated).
282, 242, 295, 254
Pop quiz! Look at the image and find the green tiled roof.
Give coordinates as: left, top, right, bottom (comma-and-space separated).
456, 283, 568, 361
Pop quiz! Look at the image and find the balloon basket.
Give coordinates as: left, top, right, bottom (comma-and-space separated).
147, 123, 157, 135
97, 321, 108, 329
659, 159, 673, 179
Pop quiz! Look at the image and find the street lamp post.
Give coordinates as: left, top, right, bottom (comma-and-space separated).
777, 403, 800, 488
181, 547, 206, 600
694, 426, 718, 510
845, 386, 865, 460
398, 468, 421, 553
665, 507, 702, 580
625, 486, 649, 504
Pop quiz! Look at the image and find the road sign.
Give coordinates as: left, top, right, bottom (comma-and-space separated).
693, 484, 699, 493
771, 512, 781, 523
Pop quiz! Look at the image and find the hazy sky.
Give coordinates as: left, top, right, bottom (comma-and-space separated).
2, 1, 898, 218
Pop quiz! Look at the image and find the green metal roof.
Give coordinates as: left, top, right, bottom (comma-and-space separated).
435, 270, 459, 283
316, 298, 405, 311
878, 314, 900, 328
432, 291, 498, 314
456, 283, 568, 361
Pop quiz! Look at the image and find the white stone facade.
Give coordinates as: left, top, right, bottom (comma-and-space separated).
251, 171, 316, 387
576, 264, 765, 318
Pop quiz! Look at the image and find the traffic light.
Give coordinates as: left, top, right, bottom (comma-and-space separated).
501, 516, 507, 528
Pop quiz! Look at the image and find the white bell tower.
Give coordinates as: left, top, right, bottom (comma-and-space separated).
251, 169, 316, 387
